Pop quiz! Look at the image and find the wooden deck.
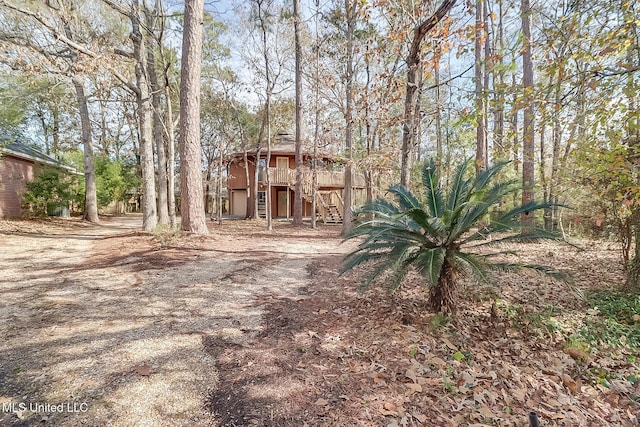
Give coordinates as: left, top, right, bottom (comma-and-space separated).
264, 167, 366, 188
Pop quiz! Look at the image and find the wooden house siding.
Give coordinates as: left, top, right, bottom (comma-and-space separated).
0, 155, 34, 218
227, 145, 367, 222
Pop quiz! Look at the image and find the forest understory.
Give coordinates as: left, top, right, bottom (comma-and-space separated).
0, 215, 638, 426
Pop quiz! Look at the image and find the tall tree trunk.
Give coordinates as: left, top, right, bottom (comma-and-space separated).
624, 1, 640, 288
401, 60, 420, 188
341, 0, 355, 236
400, 0, 457, 187
265, 116, 272, 231
145, 6, 169, 226
492, 0, 505, 160
72, 75, 99, 223
364, 46, 374, 204
549, 65, 564, 231
521, 0, 535, 232
217, 152, 223, 224
179, 0, 208, 234
434, 43, 443, 168
131, 0, 157, 231
38, 110, 50, 155
311, 0, 321, 229
474, 0, 485, 174
164, 83, 177, 228
256, 0, 273, 231
539, 110, 549, 229
242, 149, 251, 218
254, 146, 262, 219
482, 0, 490, 168
292, 0, 304, 226
52, 106, 60, 156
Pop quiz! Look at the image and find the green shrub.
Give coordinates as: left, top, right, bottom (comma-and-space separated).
22, 166, 80, 218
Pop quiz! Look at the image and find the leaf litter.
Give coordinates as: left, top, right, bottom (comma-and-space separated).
0, 217, 638, 426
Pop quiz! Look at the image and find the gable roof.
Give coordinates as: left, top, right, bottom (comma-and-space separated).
229, 133, 339, 162
1, 141, 81, 174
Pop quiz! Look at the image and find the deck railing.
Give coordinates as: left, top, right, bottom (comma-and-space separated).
264, 167, 365, 188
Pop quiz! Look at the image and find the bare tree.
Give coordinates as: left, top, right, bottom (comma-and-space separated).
341, 0, 355, 236
102, 0, 158, 231
521, 0, 535, 232
72, 76, 99, 223
145, 2, 170, 226
400, 0, 457, 188
179, 0, 208, 234
292, 0, 303, 226
474, 0, 486, 174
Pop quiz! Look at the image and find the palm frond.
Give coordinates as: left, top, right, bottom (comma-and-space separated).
461, 200, 557, 243
400, 208, 448, 242
474, 159, 512, 191
466, 230, 566, 247
414, 247, 446, 286
446, 158, 474, 212
450, 251, 492, 284
422, 159, 444, 217
388, 184, 422, 211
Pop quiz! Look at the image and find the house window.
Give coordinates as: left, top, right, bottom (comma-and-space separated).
258, 159, 266, 181
276, 157, 289, 170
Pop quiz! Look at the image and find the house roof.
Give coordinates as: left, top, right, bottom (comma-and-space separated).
1, 141, 81, 174
229, 133, 340, 162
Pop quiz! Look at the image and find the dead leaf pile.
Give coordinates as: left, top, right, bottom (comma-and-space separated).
210, 239, 639, 426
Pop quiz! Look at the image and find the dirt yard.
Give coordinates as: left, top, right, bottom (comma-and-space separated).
0, 215, 638, 426
0, 216, 347, 426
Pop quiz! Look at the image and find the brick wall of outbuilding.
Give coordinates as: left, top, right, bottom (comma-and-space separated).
0, 155, 34, 218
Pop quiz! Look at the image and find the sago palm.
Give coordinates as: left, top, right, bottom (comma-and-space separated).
342, 158, 569, 314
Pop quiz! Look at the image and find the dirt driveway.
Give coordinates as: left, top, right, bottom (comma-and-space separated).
0, 216, 345, 426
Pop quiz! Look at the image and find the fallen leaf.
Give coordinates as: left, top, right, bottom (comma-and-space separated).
452, 351, 466, 361
373, 373, 388, 386
562, 373, 580, 394
426, 356, 447, 367
442, 337, 458, 351
477, 405, 494, 418
314, 398, 329, 406
135, 363, 151, 377
412, 413, 427, 423
384, 401, 399, 412
512, 388, 526, 402
405, 369, 418, 383
405, 383, 422, 395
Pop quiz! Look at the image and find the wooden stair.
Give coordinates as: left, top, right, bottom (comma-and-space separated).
325, 204, 343, 224
289, 180, 343, 224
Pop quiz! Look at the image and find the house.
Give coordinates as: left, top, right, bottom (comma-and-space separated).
0, 141, 79, 218
226, 133, 366, 223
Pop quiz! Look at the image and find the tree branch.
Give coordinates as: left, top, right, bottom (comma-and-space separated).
408, 0, 457, 64
0, 0, 138, 93
424, 64, 474, 90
